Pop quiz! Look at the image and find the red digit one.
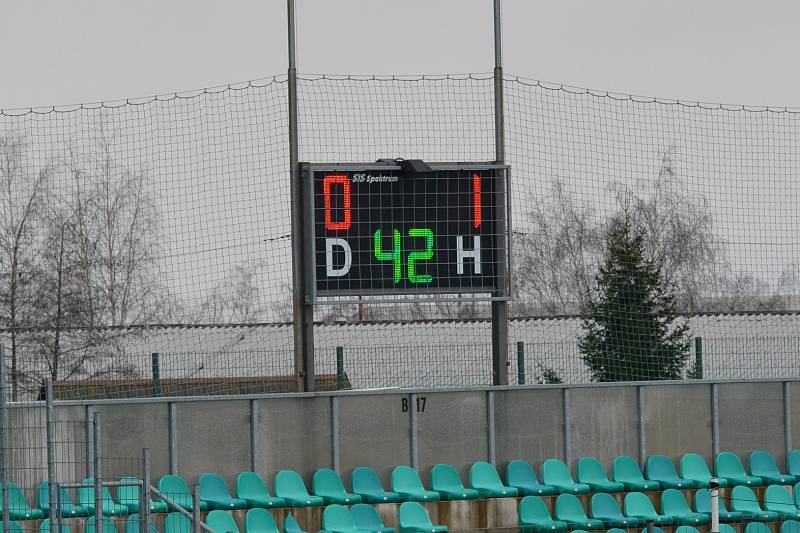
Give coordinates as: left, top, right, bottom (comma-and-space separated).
473, 173, 481, 228
324, 174, 352, 230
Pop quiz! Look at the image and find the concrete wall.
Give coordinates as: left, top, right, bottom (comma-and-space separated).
6, 379, 797, 495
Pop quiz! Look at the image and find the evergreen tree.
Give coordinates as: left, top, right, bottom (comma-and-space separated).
579, 215, 691, 381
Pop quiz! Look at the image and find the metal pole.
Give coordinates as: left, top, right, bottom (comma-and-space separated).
409, 393, 419, 469
336, 347, 345, 390
487, 391, 496, 465
85, 405, 95, 478
151, 353, 161, 397
710, 478, 720, 533
192, 485, 201, 533
93, 412, 102, 527
694, 337, 703, 379
785, 381, 792, 469
287, 0, 315, 393
491, 0, 509, 386
516, 342, 525, 385
637, 385, 646, 468
331, 397, 340, 473
0, 345, 9, 533
141, 448, 151, 533
46, 381, 60, 533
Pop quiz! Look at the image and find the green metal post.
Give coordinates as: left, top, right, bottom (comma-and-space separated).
517, 342, 525, 385
336, 347, 345, 390
694, 337, 703, 379
151, 353, 162, 396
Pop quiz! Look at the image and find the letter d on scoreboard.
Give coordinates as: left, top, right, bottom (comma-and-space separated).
300, 161, 511, 303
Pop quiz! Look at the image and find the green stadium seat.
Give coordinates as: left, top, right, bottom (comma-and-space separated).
679, 453, 728, 488
645, 455, 700, 490
0, 522, 23, 533
322, 504, 370, 533
469, 462, 518, 498
623, 492, 673, 526
199, 473, 249, 511
674, 527, 701, 533
729, 485, 779, 521
397, 502, 447, 533
782, 520, 800, 533
660, 489, 709, 526
236, 472, 286, 509
763, 485, 800, 520
207, 510, 240, 533
391, 467, 439, 502
158, 475, 208, 512
589, 493, 642, 528
164, 513, 192, 533
506, 460, 556, 496
606, 529, 626, 533
611, 456, 660, 492
117, 477, 170, 514
245, 508, 281, 533
283, 513, 307, 533
351, 468, 400, 504
715, 452, 763, 487
789, 451, 800, 477
430, 464, 479, 500
274, 471, 324, 507
576, 458, 624, 493
37, 482, 91, 518
719, 525, 737, 533
350, 503, 396, 533
40, 519, 70, 533
542, 460, 590, 495
639, 528, 665, 533
554, 494, 604, 530
78, 478, 129, 516
2, 481, 45, 520
125, 513, 158, 533
693, 489, 742, 522
86, 516, 117, 533
749, 451, 796, 485
313, 469, 362, 505
744, 523, 772, 533
518, 495, 568, 533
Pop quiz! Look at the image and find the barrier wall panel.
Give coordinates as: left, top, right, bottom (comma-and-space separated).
568, 386, 638, 468
644, 384, 713, 463
417, 391, 488, 483
338, 393, 410, 486
718, 382, 785, 465
176, 400, 251, 485
494, 388, 564, 469
95, 402, 169, 480
257, 396, 332, 484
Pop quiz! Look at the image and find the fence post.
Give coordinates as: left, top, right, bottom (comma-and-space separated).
141, 448, 151, 533
46, 380, 60, 533
192, 485, 201, 533
151, 353, 162, 397
93, 412, 102, 530
516, 342, 525, 385
694, 337, 703, 379
710, 478, 720, 533
0, 344, 9, 533
336, 347, 345, 390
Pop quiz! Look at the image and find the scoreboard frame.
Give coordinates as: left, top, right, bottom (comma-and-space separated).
300, 161, 512, 304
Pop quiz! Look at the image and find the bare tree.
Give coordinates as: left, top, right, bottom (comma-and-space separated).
195, 261, 266, 323
0, 134, 50, 400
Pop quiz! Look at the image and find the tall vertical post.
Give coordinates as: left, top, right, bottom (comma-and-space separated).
192, 485, 201, 533
516, 342, 525, 385
710, 478, 720, 533
336, 347, 345, 390
46, 381, 60, 533
141, 448, 151, 533
491, 0, 509, 385
93, 412, 102, 529
287, 0, 315, 392
694, 337, 703, 379
0, 345, 9, 533
151, 353, 162, 397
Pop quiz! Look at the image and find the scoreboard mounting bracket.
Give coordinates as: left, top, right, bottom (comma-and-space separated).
301, 161, 512, 304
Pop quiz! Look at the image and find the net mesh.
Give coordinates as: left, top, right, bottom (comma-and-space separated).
1, 73, 799, 398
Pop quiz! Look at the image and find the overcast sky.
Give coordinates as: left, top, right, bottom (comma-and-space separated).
3, 1, 800, 110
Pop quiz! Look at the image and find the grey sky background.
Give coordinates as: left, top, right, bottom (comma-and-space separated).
3, 1, 800, 110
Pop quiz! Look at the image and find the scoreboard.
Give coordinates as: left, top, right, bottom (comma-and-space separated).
301, 161, 510, 301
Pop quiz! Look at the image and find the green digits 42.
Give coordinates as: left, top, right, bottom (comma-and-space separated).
373, 227, 434, 284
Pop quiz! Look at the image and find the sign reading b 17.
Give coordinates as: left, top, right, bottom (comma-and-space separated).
301, 161, 510, 301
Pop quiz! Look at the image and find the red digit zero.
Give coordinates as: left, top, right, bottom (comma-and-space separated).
323, 174, 351, 230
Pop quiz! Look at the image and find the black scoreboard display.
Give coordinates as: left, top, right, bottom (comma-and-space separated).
301, 161, 510, 301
